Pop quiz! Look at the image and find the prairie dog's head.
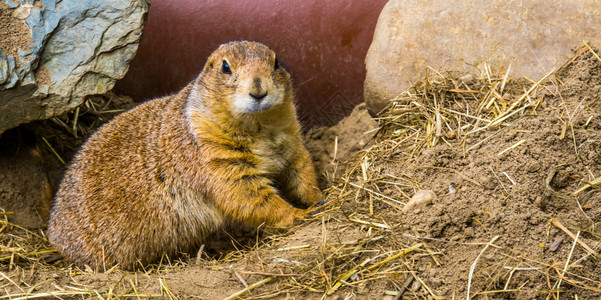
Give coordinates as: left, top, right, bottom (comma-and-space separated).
190, 41, 293, 118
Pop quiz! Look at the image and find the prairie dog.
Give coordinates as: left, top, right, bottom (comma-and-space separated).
47, 41, 322, 269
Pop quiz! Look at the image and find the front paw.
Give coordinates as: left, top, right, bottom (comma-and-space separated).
301, 187, 323, 207
273, 209, 307, 227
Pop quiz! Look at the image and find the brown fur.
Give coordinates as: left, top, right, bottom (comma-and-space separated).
47, 41, 322, 269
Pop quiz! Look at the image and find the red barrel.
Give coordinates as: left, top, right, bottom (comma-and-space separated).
114, 0, 387, 126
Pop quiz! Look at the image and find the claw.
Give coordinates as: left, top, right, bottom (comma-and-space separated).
314, 199, 327, 207
308, 209, 320, 217
307, 199, 327, 216
294, 217, 306, 225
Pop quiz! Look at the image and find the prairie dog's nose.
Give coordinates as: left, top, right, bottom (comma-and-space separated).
249, 91, 268, 101
249, 77, 268, 101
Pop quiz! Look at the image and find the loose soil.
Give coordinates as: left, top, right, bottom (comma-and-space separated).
0, 2, 34, 64
0, 46, 600, 299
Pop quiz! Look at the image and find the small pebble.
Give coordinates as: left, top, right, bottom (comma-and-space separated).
403, 190, 436, 212
459, 74, 473, 81
429, 278, 442, 288
448, 183, 456, 194
549, 238, 563, 252
411, 280, 422, 291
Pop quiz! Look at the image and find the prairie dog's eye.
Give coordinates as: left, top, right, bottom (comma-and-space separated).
222, 60, 231, 74
274, 57, 279, 70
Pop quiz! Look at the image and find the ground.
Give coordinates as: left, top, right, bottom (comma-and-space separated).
0, 45, 600, 299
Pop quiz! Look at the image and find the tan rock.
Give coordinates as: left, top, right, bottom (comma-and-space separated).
364, 0, 601, 115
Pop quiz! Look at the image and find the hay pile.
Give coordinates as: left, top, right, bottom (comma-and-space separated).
1, 44, 600, 299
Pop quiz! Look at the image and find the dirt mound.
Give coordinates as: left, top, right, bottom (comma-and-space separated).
1, 46, 600, 299
359, 45, 601, 298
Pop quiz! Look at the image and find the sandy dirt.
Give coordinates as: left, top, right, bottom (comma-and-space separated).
0, 47, 600, 299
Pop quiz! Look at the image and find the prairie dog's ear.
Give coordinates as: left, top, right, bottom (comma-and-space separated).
204, 55, 221, 72
205, 59, 215, 71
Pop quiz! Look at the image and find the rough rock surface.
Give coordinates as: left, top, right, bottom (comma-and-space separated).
364, 0, 601, 115
0, 0, 149, 134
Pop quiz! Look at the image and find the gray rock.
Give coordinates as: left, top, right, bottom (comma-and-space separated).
364, 0, 601, 115
0, 0, 149, 134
